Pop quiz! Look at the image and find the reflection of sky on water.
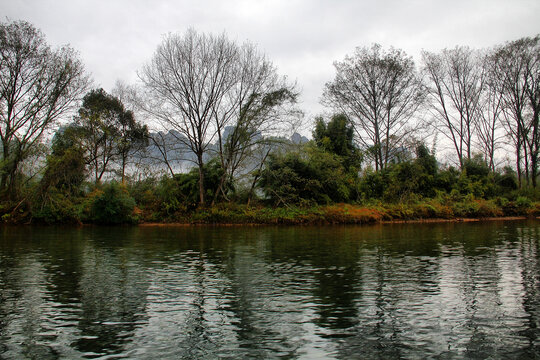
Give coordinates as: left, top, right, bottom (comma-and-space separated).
0, 222, 539, 358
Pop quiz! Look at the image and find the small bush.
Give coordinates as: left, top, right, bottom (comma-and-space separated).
323, 204, 382, 224
259, 146, 358, 206
516, 196, 532, 209
89, 183, 137, 224
529, 202, 540, 216
502, 196, 533, 216
156, 176, 188, 218
452, 195, 480, 218
431, 202, 454, 219
474, 199, 503, 218
411, 203, 438, 218
32, 188, 81, 224
382, 204, 414, 220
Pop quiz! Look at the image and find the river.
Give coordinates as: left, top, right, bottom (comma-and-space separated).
0, 221, 539, 358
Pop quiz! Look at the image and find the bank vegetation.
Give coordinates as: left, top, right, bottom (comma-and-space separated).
1, 20, 539, 225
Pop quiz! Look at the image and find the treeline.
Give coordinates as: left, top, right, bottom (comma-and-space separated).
0, 20, 539, 224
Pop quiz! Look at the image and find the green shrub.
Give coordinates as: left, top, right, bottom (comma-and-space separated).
475, 199, 502, 217
515, 196, 532, 213
89, 182, 137, 224
429, 201, 454, 219
32, 188, 81, 224
359, 168, 388, 200
127, 177, 159, 208
462, 155, 490, 179
516, 196, 532, 208
530, 202, 540, 216
383, 203, 414, 220
495, 167, 518, 193
411, 202, 438, 218
452, 195, 480, 217
156, 176, 187, 216
259, 145, 358, 206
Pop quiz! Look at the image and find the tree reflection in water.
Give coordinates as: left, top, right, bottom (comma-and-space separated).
0, 221, 539, 358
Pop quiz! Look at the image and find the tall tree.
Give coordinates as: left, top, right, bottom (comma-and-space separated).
76, 88, 143, 184
213, 86, 299, 204
40, 125, 86, 194
422, 47, 485, 168
0, 20, 88, 197
323, 44, 425, 171
207, 43, 300, 204
140, 29, 299, 205
475, 56, 505, 171
491, 36, 540, 187
116, 110, 148, 183
140, 29, 237, 205
111, 81, 149, 183
313, 114, 362, 171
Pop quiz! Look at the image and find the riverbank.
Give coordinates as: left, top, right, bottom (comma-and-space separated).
2, 197, 539, 226
137, 201, 540, 226
138, 217, 536, 227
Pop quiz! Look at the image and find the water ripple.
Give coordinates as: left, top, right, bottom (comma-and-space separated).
0, 221, 539, 358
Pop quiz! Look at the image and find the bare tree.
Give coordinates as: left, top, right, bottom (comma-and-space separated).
491, 36, 540, 187
210, 44, 300, 203
111, 81, 190, 179
140, 29, 237, 205
475, 57, 505, 171
323, 44, 425, 171
150, 130, 192, 176
0, 20, 88, 197
140, 29, 299, 205
422, 47, 485, 168
112, 81, 149, 183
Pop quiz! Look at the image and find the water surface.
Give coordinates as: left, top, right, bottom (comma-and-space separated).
1, 221, 539, 358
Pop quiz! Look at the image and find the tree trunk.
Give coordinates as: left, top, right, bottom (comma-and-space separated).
531, 109, 539, 188
121, 155, 127, 184
197, 153, 205, 206
246, 177, 257, 207
0, 143, 9, 195
523, 142, 530, 186
247, 149, 271, 206
4, 147, 21, 199
7, 167, 17, 199
212, 170, 227, 206
532, 157, 538, 188
517, 144, 522, 188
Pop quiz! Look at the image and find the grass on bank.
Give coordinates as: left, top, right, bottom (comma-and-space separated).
164, 197, 540, 225
1, 181, 539, 225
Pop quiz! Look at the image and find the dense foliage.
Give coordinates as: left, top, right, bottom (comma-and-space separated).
6, 112, 538, 225
89, 183, 136, 224
259, 146, 358, 205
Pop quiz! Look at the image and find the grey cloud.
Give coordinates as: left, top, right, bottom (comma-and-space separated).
2, 0, 539, 117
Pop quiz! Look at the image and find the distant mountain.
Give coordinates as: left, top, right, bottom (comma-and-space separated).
291, 132, 309, 145
135, 128, 309, 175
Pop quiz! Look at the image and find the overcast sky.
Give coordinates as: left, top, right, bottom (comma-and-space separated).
3, 0, 540, 121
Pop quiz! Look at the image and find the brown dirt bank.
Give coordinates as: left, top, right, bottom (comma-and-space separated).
138, 216, 537, 227
381, 216, 532, 224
